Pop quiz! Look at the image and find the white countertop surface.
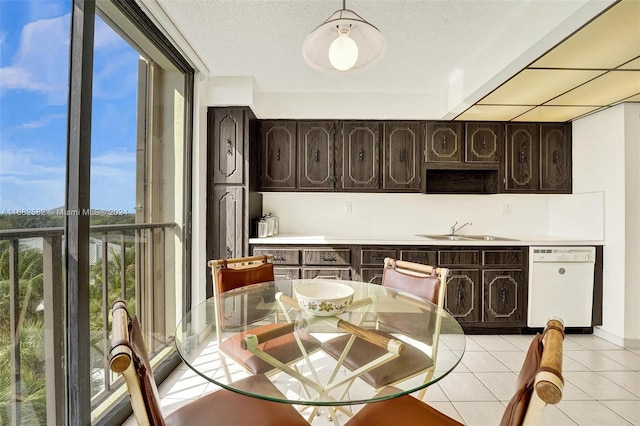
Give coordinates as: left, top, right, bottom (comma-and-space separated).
249, 234, 604, 246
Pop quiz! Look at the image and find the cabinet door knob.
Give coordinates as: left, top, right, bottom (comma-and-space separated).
499, 287, 507, 305
441, 135, 447, 148
227, 139, 233, 156
553, 150, 559, 164
358, 149, 364, 162
276, 148, 281, 161
226, 246, 232, 258
399, 149, 405, 163
314, 149, 320, 162
481, 136, 487, 149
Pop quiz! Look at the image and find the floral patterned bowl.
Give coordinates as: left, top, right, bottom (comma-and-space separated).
294, 281, 354, 316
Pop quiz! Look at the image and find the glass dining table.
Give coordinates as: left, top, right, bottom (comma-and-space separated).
175, 279, 465, 423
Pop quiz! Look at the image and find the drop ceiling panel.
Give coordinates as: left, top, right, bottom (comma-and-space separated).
456, 105, 533, 121
531, 0, 640, 69
547, 71, 640, 106
513, 106, 602, 122
478, 69, 605, 105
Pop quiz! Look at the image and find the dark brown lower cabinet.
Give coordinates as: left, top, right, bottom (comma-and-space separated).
302, 267, 351, 280
483, 269, 526, 325
360, 267, 384, 284
445, 269, 481, 323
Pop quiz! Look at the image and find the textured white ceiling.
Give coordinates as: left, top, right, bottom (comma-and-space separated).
154, 0, 618, 118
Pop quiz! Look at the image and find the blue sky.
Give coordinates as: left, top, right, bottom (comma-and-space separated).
1, 0, 139, 213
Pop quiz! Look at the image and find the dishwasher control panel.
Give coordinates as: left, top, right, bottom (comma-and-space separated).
531, 247, 595, 263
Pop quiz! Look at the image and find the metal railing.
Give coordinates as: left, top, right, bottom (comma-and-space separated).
0, 222, 178, 426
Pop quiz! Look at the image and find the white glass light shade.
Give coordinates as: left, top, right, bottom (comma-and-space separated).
302, 8, 386, 74
328, 30, 358, 71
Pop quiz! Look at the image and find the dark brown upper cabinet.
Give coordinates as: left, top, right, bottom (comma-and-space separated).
540, 124, 571, 192
504, 123, 539, 192
338, 121, 381, 190
383, 121, 421, 191
298, 121, 336, 190
260, 121, 297, 190
211, 108, 246, 184
465, 123, 502, 163
425, 122, 463, 163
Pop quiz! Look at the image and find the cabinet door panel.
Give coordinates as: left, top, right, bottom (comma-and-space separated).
505, 124, 539, 192
540, 124, 571, 192
439, 250, 480, 266
361, 248, 397, 266
212, 109, 245, 184
274, 267, 301, 280
426, 122, 463, 162
212, 186, 244, 260
361, 268, 384, 285
298, 121, 335, 190
445, 269, 481, 323
483, 269, 525, 324
261, 121, 296, 189
383, 122, 421, 190
465, 123, 501, 163
340, 122, 380, 190
253, 247, 300, 265
302, 267, 351, 280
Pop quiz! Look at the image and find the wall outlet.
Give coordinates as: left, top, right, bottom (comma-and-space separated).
500, 203, 512, 216
344, 202, 352, 213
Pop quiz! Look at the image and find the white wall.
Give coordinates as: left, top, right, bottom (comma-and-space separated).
573, 103, 640, 346
263, 193, 551, 237
623, 104, 640, 345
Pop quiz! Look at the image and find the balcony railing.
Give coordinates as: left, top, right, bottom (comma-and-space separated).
0, 222, 178, 426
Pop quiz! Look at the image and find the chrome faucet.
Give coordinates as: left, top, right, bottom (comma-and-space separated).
450, 221, 472, 235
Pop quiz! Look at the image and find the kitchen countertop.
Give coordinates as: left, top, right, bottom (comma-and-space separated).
249, 234, 604, 246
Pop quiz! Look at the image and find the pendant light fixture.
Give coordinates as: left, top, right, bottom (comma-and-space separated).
302, 0, 386, 73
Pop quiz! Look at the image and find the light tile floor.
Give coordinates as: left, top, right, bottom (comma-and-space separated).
126, 334, 640, 425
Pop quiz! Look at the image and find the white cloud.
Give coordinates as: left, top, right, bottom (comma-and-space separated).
0, 14, 70, 104
92, 149, 136, 166
21, 113, 66, 129
0, 149, 65, 176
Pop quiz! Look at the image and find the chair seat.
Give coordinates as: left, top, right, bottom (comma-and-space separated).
165, 374, 309, 426
221, 323, 322, 374
322, 330, 433, 388
344, 386, 463, 426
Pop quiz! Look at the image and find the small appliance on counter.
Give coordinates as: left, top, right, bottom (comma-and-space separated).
256, 213, 279, 238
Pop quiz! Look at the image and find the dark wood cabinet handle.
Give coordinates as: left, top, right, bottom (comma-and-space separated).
553, 150, 559, 164
314, 149, 320, 162
358, 149, 364, 162
226, 246, 232, 258
320, 255, 337, 262
456, 287, 463, 305
481, 136, 487, 149
442, 135, 447, 148
276, 148, 281, 161
399, 150, 405, 163
500, 287, 507, 305
227, 139, 233, 156
519, 151, 526, 163
273, 254, 286, 262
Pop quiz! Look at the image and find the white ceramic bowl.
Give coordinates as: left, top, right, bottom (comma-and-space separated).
294, 281, 354, 316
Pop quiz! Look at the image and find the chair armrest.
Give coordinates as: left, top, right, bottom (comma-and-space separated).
335, 319, 405, 356
109, 300, 132, 373
240, 323, 297, 350
535, 319, 565, 404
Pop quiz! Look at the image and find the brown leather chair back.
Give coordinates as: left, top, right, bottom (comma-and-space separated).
216, 261, 275, 293
382, 265, 441, 304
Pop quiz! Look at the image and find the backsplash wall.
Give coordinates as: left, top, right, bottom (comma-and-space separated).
262, 193, 555, 237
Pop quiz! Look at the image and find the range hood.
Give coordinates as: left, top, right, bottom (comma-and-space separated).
424, 163, 499, 194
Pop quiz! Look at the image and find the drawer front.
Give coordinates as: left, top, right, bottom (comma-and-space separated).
482, 249, 524, 266
273, 267, 301, 280
302, 267, 351, 280
361, 248, 396, 266
400, 250, 437, 265
303, 248, 351, 266
253, 248, 300, 265
439, 250, 480, 266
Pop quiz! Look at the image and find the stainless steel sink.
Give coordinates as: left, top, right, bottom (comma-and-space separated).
416, 234, 518, 241
417, 234, 469, 240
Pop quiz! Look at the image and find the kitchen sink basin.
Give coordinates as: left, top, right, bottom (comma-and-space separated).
416, 234, 518, 241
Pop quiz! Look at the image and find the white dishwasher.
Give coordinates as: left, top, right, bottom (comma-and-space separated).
528, 246, 596, 327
